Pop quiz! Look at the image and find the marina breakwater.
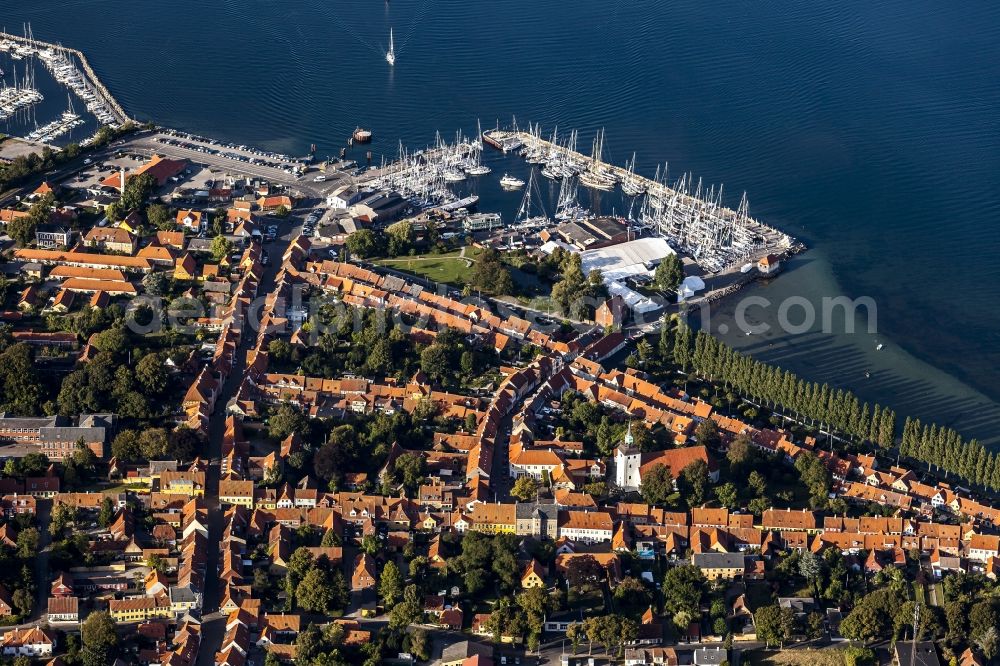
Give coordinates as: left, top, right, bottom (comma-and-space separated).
0, 31, 130, 127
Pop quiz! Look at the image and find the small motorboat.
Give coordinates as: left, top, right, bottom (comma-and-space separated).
500, 173, 525, 188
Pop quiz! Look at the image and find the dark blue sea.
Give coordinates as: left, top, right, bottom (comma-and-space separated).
4, 0, 1000, 443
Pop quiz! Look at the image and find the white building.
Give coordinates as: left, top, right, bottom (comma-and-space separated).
614, 426, 643, 490
0, 627, 56, 657
580, 236, 676, 315
509, 449, 564, 480
557, 510, 614, 543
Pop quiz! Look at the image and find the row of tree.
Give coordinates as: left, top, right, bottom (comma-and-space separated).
679, 324, 897, 447
678, 321, 1000, 493
900, 417, 1000, 491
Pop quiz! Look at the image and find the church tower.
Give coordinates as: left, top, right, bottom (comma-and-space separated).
614, 421, 642, 489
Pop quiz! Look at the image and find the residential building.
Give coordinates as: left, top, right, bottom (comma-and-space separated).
692, 552, 746, 580
34, 224, 74, 249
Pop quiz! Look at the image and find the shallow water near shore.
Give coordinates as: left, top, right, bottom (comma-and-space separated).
704, 253, 1000, 446
5, 0, 1000, 444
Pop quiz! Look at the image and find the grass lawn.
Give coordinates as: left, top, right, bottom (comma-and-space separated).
374, 247, 482, 286
746, 649, 845, 666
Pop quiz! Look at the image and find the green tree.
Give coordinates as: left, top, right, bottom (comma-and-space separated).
653, 253, 684, 293
135, 352, 168, 395
511, 475, 540, 501
976, 627, 998, 661
389, 584, 423, 629
748, 470, 768, 496
419, 344, 451, 384
715, 482, 739, 508
81, 610, 118, 664
141, 270, 169, 296
969, 601, 999, 643
679, 458, 710, 507
146, 203, 172, 229
111, 430, 142, 462
469, 248, 515, 295
211, 234, 233, 262
98, 496, 116, 528
755, 605, 795, 646
673, 318, 693, 371
798, 550, 823, 596
346, 229, 381, 258
550, 253, 588, 318
0, 344, 45, 415
379, 561, 404, 607
138, 427, 170, 459
296, 567, 336, 614
639, 463, 675, 506
408, 627, 430, 661
268, 403, 309, 441
295, 623, 322, 663
843, 646, 876, 666
694, 419, 721, 448
12, 587, 32, 616
727, 432, 753, 467
662, 565, 704, 618
16, 527, 39, 559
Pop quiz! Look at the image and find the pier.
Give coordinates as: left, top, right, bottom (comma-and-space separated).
0, 31, 131, 127
501, 129, 799, 273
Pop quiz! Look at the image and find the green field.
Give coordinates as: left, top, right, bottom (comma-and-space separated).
373, 247, 481, 286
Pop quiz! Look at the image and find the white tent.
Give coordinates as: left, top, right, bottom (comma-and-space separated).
677, 275, 706, 302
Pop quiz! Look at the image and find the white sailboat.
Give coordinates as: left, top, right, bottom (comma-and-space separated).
386, 28, 396, 65
514, 170, 549, 228
464, 119, 491, 175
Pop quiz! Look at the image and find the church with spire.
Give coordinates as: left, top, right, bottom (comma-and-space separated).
613, 421, 717, 492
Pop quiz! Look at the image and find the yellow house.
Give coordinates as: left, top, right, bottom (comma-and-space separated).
219, 480, 255, 508
160, 471, 206, 497
117, 218, 139, 235
419, 512, 441, 531
521, 559, 546, 589
169, 589, 201, 615
109, 596, 173, 623
468, 503, 516, 535
692, 552, 746, 581
174, 252, 197, 281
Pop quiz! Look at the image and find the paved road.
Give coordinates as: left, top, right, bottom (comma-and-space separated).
194, 223, 300, 666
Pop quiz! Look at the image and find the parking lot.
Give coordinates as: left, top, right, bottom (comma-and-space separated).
151, 128, 307, 174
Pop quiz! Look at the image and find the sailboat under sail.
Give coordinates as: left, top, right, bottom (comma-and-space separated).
386, 28, 396, 65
